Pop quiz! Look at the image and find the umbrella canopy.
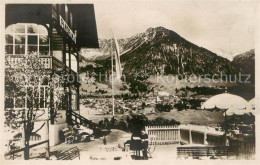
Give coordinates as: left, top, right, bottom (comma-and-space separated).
225, 106, 255, 116
201, 93, 247, 110
246, 98, 255, 111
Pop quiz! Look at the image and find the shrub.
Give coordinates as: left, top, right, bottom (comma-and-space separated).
155, 103, 172, 112
148, 117, 180, 126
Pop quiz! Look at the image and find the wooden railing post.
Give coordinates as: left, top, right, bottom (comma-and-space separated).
204, 126, 208, 145
21, 121, 26, 159
75, 115, 78, 125
178, 128, 181, 144
189, 124, 193, 144
22, 121, 30, 160
45, 120, 50, 160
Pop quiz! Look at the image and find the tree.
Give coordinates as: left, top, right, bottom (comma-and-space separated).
117, 119, 128, 131
5, 53, 65, 159
127, 114, 148, 134
155, 103, 172, 112
148, 117, 180, 126
174, 101, 187, 111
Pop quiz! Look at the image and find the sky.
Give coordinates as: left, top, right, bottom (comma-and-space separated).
91, 0, 258, 60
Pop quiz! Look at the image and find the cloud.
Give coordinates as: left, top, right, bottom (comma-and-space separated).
93, 0, 257, 59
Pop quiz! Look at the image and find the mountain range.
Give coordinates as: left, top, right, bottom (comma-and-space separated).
80, 27, 254, 84
231, 49, 255, 82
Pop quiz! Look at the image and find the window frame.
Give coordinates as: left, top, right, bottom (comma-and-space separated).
5, 23, 50, 56
5, 85, 49, 109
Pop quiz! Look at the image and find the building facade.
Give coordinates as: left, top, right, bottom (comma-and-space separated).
5, 4, 99, 147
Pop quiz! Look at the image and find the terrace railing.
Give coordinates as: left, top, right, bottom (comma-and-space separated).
6, 56, 52, 69
6, 56, 77, 77
145, 125, 180, 145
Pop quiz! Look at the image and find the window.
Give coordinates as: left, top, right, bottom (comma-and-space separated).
15, 24, 25, 33
5, 98, 14, 108
5, 85, 49, 109
27, 35, 38, 54
40, 87, 45, 108
5, 24, 49, 56
28, 86, 49, 109
27, 24, 38, 33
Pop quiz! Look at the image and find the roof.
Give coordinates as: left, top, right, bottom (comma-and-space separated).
5, 4, 99, 48
201, 93, 248, 110
5, 4, 52, 27
69, 4, 99, 48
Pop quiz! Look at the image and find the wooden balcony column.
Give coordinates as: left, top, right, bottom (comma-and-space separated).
49, 23, 55, 125
63, 38, 69, 123
62, 37, 67, 73
76, 51, 80, 112
68, 43, 72, 113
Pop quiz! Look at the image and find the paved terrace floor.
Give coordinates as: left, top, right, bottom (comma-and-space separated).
9, 129, 236, 161
6, 129, 177, 161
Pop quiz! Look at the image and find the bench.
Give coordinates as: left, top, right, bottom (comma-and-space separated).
56, 147, 80, 160
177, 146, 239, 159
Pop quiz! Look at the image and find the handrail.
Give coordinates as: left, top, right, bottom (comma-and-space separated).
70, 111, 92, 124
52, 56, 64, 69
52, 57, 77, 75
70, 111, 99, 130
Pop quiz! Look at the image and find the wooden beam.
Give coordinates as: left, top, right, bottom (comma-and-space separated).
5, 140, 49, 157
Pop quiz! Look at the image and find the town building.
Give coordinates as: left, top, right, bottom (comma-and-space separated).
5, 4, 99, 146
